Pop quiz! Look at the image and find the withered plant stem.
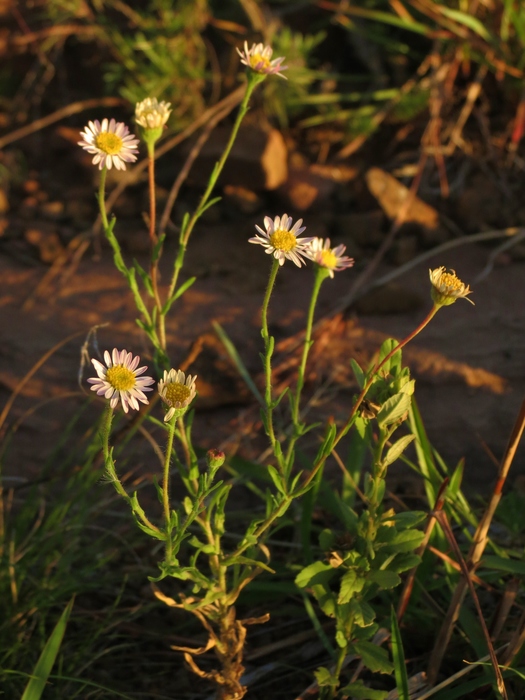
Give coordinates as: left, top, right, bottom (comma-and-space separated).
427, 394, 525, 685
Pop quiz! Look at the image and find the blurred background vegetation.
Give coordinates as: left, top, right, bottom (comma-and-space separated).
2, 0, 525, 160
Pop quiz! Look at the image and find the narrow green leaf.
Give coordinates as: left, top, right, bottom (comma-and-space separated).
377, 392, 411, 427
368, 570, 401, 589
267, 465, 285, 495
439, 6, 492, 39
481, 555, 525, 575
384, 434, 415, 467
352, 640, 394, 674
132, 259, 154, 297
389, 553, 421, 574
152, 232, 166, 262
338, 569, 366, 604
295, 560, 336, 589
198, 196, 222, 215
314, 666, 334, 688
162, 276, 196, 314
448, 458, 464, 498
391, 608, 409, 700
349, 599, 376, 628
350, 358, 365, 388
341, 681, 388, 699
377, 338, 400, 373
379, 529, 425, 553
21, 597, 74, 700
389, 511, 426, 530
213, 321, 263, 404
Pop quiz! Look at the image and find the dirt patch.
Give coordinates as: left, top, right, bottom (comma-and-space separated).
1, 215, 524, 490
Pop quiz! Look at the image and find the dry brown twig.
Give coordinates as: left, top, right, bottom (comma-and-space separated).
0, 97, 126, 149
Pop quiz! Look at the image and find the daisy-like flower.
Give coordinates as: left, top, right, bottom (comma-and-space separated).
88, 348, 155, 413
429, 266, 474, 307
135, 97, 172, 130
158, 369, 197, 422
78, 118, 140, 170
307, 238, 355, 278
249, 214, 313, 267
237, 41, 287, 79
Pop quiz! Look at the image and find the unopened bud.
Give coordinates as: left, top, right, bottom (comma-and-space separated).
206, 449, 225, 469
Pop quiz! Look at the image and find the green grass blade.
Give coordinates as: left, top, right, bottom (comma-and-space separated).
391, 608, 409, 700
213, 321, 264, 405
21, 597, 74, 700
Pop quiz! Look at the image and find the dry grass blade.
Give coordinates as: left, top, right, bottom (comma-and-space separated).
0, 97, 125, 149
427, 396, 525, 684
413, 646, 508, 699
0, 330, 86, 440
158, 101, 235, 235
432, 509, 508, 699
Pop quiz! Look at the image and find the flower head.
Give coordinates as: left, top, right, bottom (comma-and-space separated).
88, 349, 155, 413
78, 118, 139, 170
429, 267, 474, 307
307, 238, 355, 278
237, 42, 287, 79
207, 449, 225, 469
135, 97, 172, 130
249, 214, 313, 267
158, 369, 197, 422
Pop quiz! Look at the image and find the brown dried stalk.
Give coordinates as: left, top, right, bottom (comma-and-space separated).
427, 395, 525, 685
432, 509, 508, 699
153, 587, 269, 699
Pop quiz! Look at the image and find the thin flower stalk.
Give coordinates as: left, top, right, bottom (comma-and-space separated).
285, 265, 331, 472
100, 402, 160, 535
163, 415, 177, 562
260, 258, 284, 472
301, 303, 441, 492
95, 166, 159, 350
135, 98, 173, 351
285, 239, 353, 472
166, 71, 262, 306
97, 166, 110, 231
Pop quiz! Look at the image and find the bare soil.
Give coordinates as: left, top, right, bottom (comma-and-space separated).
1, 204, 524, 491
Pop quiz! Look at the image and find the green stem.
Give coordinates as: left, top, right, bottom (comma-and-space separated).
261, 258, 282, 470
163, 417, 177, 561
285, 265, 329, 471
97, 166, 109, 230
96, 165, 160, 352
300, 304, 441, 492
329, 645, 348, 700
100, 403, 160, 534
166, 75, 260, 304
225, 493, 293, 563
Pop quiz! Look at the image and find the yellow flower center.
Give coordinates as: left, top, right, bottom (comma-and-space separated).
95, 132, 123, 155
270, 229, 297, 252
439, 272, 462, 293
106, 365, 136, 391
250, 54, 271, 71
319, 249, 338, 269
164, 383, 191, 406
